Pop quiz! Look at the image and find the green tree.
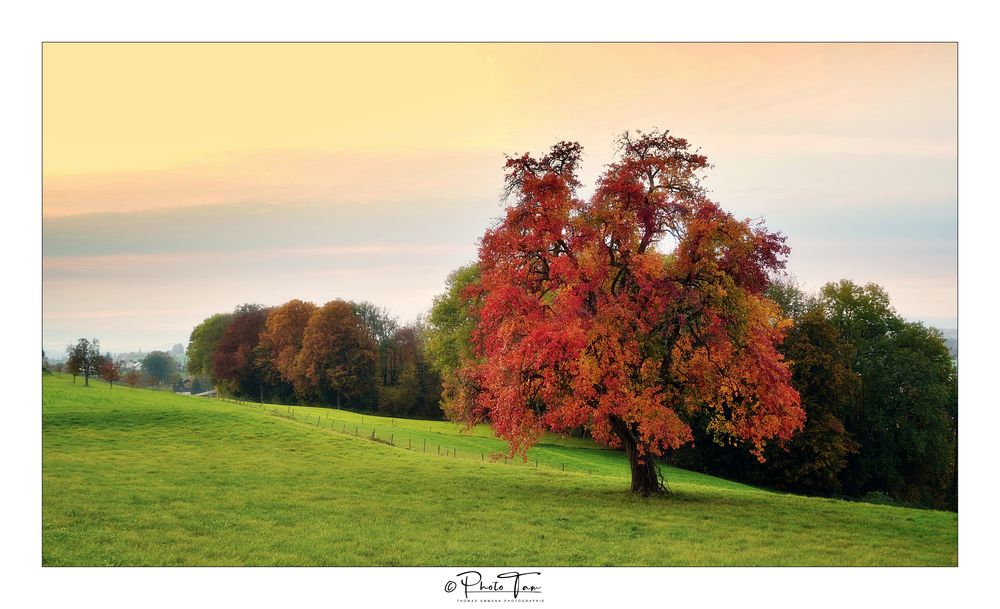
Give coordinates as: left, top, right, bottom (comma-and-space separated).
143, 351, 179, 386
410, 318, 444, 418
352, 301, 399, 391
66, 338, 101, 386
766, 276, 814, 320
65, 345, 82, 383
186, 313, 234, 380
426, 264, 480, 418
760, 306, 861, 494
819, 280, 958, 508
377, 322, 444, 418
819, 280, 900, 347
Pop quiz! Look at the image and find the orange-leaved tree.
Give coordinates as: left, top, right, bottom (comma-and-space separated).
259, 299, 318, 386
292, 300, 378, 408
457, 130, 805, 495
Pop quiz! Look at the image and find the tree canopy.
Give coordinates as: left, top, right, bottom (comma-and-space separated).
819, 280, 957, 508
66, 338, 102, 386
143, 350, 179, 386
426, 264, 481, 419
451, 130, 804, 494
212, 304, 271, 399
669, 278, 957, 509
293, 300, 378, 408
187, 313, 234, 379
259, 300, 316, 381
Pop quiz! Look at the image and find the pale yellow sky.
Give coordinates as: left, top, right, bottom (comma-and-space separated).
44, 43, 954, 207
42, 43, 956, 352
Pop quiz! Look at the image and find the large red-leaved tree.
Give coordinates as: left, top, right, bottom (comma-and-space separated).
459, 130, 805, 495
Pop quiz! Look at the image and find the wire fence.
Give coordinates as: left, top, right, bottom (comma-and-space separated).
213, 396, 603, 478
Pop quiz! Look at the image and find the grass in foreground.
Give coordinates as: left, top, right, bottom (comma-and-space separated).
42, 375, 957, 566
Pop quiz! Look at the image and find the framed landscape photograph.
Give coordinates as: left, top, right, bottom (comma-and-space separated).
21, 16, 978, 607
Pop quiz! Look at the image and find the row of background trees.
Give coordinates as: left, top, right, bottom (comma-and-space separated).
181, 270, 956, 509
50, 339, 181, 389
52, 273, 954, 509
185, 300, 443, 419
422, 264, 956, 509
49, 276, 957, 510
670, 278, 957, 509
51, 269, 955, 509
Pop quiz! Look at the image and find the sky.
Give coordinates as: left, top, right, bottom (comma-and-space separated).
42, 42, 957, 355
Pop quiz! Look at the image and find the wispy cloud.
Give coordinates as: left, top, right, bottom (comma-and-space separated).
42, 198, 499, 258
44, 243, 469, 274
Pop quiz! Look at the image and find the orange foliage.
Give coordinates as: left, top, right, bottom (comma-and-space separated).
461, 130, 804, 468
259, 299, 317, 384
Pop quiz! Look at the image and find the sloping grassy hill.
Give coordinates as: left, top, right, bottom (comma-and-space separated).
42, 375, 957, 566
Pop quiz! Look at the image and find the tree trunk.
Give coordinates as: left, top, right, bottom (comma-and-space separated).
610, 416, 667, 496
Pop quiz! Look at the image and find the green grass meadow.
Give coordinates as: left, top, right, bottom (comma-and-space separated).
42, 374, 957, 566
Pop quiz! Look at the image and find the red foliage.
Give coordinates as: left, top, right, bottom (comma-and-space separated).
98, 355, 121, 387
212, 304, 269, 396
460, 130, 804, 479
